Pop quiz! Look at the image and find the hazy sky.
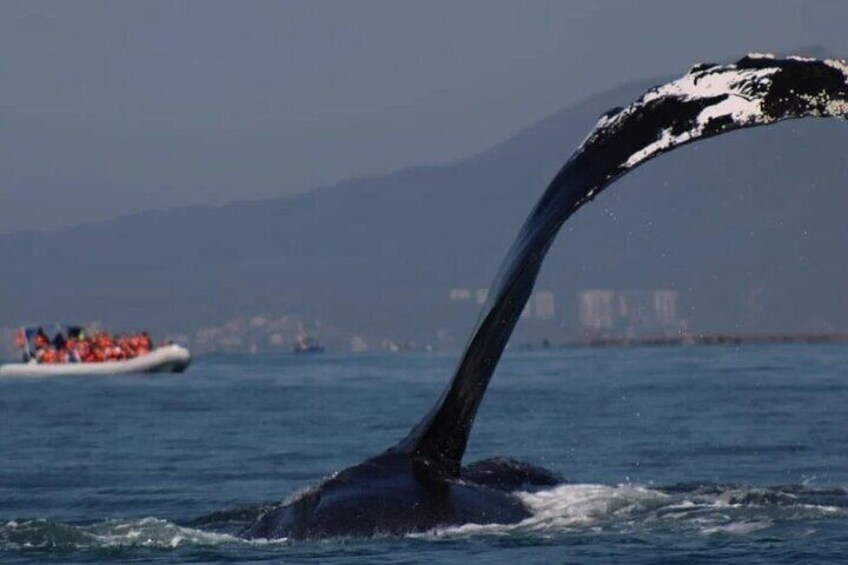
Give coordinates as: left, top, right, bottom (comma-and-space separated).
3, 0, 848, 233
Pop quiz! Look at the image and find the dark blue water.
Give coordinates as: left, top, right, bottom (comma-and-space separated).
2, 344, 848, 563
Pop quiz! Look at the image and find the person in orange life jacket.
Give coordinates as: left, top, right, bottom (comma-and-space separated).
33, 328, 49, 351
65, 337, 81, 363
140, 332, 152, 354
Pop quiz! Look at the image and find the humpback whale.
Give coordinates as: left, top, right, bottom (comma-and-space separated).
242, 54, 848, 539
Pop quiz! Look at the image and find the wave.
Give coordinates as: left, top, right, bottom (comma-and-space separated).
413, 482, 847, 540
4, 483, 845, 555
0, 517, 247, 552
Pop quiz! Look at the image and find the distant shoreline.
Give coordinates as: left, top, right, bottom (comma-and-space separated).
574, 333, 848, 348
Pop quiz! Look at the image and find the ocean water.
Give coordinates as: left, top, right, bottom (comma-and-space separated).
2, 344, 848, 563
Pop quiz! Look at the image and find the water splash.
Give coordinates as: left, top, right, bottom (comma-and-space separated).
2, 482, 846, 557
413, 482, 847, 541
1, 517, 252, 552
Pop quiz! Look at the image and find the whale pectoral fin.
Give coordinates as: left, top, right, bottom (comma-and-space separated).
461, 457, 564, 491
398, 55, 848, 475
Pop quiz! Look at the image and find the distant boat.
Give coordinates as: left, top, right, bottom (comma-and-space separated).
294, 335, 325, 354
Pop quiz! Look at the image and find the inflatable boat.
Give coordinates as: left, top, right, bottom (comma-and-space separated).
0, 344, 191, 378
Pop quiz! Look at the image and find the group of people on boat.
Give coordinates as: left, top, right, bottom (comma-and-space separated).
14, 327, 153, 364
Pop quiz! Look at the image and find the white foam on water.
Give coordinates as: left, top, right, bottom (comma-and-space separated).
518, 483, 669, 530
3, 486, 847, 551
88, 517, 243, 549
701, 520, 772, 536
413, 483, 669, 539
0, 515, 299, 551
409, 481, 848, 542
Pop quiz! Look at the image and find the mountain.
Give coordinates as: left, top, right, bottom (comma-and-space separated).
3, 76, 848, 348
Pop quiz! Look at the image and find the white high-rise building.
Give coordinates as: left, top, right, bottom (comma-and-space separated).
653, 290, 679, 326
578, 288, 681, 338
534, 291, 556, 320
449, 288, 471, 302
476, 288, 490, 305
578, 290, 616, 333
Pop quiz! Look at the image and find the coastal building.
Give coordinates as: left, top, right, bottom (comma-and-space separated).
449, 288, 472, 302
653, 289, 679, 326
578, 289, 681, 339
534, 291, 556, 320
578, 290, 616, 335
475, 288, 489, 305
